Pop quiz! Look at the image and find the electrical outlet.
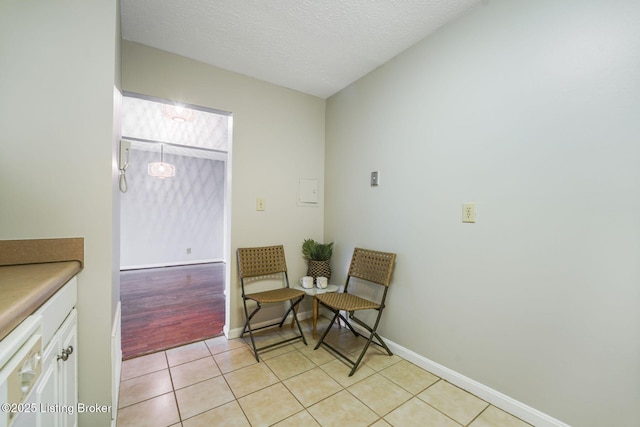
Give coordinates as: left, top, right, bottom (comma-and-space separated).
462, 202, 476, 223
256, 198, 265, 211
186, 248, 191, 254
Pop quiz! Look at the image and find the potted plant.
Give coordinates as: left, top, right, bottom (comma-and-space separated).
302, 238, 333, 281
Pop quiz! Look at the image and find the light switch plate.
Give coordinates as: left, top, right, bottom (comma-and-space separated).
256, 198, 265, 211
371, 171, 380, 187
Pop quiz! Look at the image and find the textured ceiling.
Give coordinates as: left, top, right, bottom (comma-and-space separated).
121, 0, 482, 99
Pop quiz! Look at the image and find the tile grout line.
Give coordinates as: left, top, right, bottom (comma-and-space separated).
275, 347, 340, 425
414, 378, 497, 427
338, 360, 441, 425
120, 322, 531, 427
239, 330, 358, 424
163, 350, 185, 425
467, 405, 492, 427
212, 341, 253, 426
178, 340, 248, 424
272, 340, 391, 425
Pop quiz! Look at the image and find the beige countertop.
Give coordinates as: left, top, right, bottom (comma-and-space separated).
0, 262, 82, 340
0, 238, 84, 340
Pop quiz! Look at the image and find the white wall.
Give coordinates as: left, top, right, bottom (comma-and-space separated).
0, 1, 120, 426
121, 41, 326, 329
325, 1, 640, 426
120, 149, 226, 268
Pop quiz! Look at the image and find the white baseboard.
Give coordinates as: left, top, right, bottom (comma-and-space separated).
120, 258, 225, 270
227, 312, 568, 426
337, 316, 569, 426
383, 337, 570, 427
226, 309, 313, 339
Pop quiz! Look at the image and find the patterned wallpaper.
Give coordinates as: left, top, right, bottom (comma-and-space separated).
120, 149, 225, 268
122, 95, 229, 151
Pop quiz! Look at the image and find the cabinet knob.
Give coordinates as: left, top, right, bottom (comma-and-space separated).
57, 346, 74, 362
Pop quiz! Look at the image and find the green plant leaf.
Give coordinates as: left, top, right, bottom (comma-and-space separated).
301, 238, 333, 261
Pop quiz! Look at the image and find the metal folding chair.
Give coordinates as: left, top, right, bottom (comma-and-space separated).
314, 247, 396, 376
237, 245, 307, 361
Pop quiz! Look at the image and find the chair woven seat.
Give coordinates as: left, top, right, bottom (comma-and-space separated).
237, 245, 307, 361
315, 292, 380, 311
247, 288, 305, 304
314, 247, 396, 376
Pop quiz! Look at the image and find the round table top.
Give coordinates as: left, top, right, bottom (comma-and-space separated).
293, 284, 339, 295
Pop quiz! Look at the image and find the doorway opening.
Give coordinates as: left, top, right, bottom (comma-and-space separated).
119, 93, 232, 359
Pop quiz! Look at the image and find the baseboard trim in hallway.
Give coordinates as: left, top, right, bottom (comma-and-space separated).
385, 338, 570, 427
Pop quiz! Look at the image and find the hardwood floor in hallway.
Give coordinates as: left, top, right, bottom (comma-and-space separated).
120, 262, 225, 359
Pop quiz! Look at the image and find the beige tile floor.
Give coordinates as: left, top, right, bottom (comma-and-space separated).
117, 318, 532, 427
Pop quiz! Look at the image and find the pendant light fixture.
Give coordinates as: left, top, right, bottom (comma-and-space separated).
147, 144, 176, 179
161, 103, 198, 122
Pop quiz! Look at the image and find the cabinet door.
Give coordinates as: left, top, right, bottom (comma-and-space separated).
57, 309, 77, 427
36, 338, 59, 427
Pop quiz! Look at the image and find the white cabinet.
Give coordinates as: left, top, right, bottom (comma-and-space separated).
57, 310, 77, 427
34, 279, 78, 427
37, 338, 58, 427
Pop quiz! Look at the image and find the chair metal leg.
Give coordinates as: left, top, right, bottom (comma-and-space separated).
290, 297, 308, 345
342, 312, 359, 336
314, 311, 339, 350
243, 296, 307, 362
242, 300, 262, 362
350, 311, 393, 355
314, 303, 392, 376
372, 331, 393, 355
349, 328, 377, 376
278, 296, 301, 327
